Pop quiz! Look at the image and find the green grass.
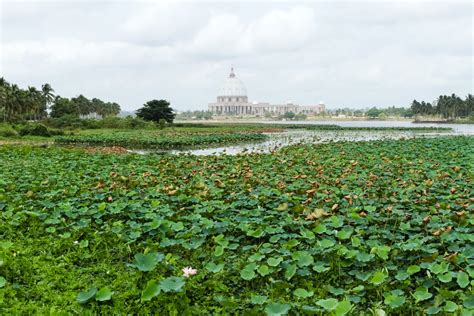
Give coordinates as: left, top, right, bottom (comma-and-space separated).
1, 136, 473, 314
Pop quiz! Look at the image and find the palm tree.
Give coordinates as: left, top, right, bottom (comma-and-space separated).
9, 84, 22, 120
41, 83, 54, 118
0, 78, 9, 121
27, 86, 42, 120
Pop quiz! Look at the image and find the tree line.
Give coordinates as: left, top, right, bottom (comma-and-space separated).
0, 77, 121, 122
51, 95, 120, 118
411, 94, 473, 120
330, 106, 413, 119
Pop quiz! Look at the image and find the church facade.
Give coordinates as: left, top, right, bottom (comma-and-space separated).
208, 68, 325, 116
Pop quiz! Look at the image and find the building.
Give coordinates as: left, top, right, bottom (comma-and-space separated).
208, 68, 325, 116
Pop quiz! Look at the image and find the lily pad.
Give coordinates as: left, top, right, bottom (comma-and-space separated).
159, 277, 185, 293
265, 303, 291, 316
76, 287, 97, 304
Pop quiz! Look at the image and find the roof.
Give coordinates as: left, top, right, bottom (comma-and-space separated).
218, 68, 247, 97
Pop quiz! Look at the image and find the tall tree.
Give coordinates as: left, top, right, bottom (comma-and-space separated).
50, 96, 79, 118
136, 99, 175, 123
41, 83, 55, 118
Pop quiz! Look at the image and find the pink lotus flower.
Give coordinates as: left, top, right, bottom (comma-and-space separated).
182, 266, 197, 278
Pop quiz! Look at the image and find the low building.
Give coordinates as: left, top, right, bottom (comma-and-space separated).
208, 68, 325, 116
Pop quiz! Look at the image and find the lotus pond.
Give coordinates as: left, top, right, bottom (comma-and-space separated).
0, 136, 473, 314
53, 124, 459, 154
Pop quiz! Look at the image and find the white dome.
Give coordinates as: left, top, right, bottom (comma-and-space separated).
218, 68, 247, 97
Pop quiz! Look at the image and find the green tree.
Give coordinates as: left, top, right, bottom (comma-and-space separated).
40, 83, 54, 119
72, 95, 92, 116
136, 99, 175, 123
282, 111, 296, 120
50, 96, 79, 118
366, 107, 381, 118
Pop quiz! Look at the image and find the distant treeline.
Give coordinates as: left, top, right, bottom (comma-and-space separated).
331, 106, 413, 119
411, 94, 473, 119
0, 77, 121, 122
176, 110, 213, 120
51, 95, 120, 118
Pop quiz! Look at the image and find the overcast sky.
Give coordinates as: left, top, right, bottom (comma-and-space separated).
1, 0, 472, 111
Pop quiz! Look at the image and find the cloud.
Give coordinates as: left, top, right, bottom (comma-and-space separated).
2, 39, 179, 68
0, 1, 472, 111
189, 6, 316, 57
120, 2, 203, 45
249, 6, 316, 52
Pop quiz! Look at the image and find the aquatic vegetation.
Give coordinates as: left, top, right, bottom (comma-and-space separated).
0, 136, 472, 314
277, 124, 453, 131
52, 124, 452, 150
55, 130, 267, 148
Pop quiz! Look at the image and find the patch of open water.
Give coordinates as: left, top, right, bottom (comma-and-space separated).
129, 129, 472, 156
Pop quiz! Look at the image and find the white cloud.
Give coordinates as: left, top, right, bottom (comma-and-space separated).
190, 13, 247, 56
249, 6, 316, 52
0, 1, 472, 111
189, 7, 316, 57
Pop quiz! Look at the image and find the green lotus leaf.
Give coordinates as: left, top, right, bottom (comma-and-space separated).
133, 252, 163, 272
258, 264, 270, 276
285, 264, 297, 280
370, 271, 387, 286
141, 280, 161, 302
294, 288, 313, 298
457, 271, 469, 288
95, 286, 113, 302
412, 287, 432, 302
265, 303, 291, 316
159, 277, 185, 293
384, 294, 405, 308
443, 301, 458, 312
267, 257, 283, 267
250, 294, 268, 305
76, 287, 97, 304
316, 298, 338, 311
240, 268, 256, 281
205, 262, 224, 273
335, 300, 353, 316
292, 251, 314, 267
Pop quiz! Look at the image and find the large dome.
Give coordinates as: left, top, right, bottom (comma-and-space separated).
218, 68, 247, 97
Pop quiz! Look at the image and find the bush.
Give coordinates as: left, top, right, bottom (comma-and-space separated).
17, 123, 63, 137
42, 116, 155, 130
0, 129, 19, 137
42, 115, 85, 129
48, 128, 65, 136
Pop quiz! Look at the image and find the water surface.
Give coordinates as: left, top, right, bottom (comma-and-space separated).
130, 124, 472, 156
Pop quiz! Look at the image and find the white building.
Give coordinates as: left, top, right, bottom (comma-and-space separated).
208, 68, 325, 116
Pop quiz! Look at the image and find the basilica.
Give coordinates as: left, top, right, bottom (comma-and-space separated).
208, 68, 325, 116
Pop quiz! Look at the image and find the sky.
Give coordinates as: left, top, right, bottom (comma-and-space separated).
0, 0, 472, 111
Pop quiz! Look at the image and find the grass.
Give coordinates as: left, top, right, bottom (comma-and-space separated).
0, 136, 472, 314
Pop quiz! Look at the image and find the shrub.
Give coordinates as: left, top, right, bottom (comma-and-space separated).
48, 128, 65, 136
0, 129, 19, 137
42, 116, 155, 130
17, 123, 63, 137
42, 115, 85, 129
18, 123, 51, 136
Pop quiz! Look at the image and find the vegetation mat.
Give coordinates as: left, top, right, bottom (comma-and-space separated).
54, 131, 267, 149
0, 136, 473, 314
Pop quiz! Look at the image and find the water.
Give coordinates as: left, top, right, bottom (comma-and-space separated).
261, 120, 474, 134
129, 120, 473, 156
